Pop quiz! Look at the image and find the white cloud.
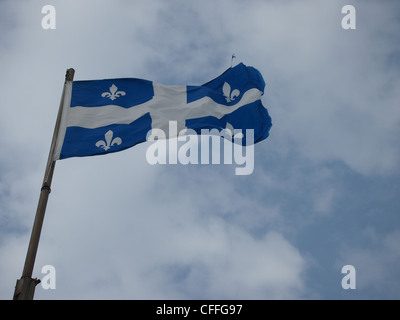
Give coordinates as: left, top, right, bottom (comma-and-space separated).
25, 153, 307, 299
1, 0, 399, 300
214, 0, 400, 175
338, 230, 400, 297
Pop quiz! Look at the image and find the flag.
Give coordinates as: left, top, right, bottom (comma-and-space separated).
54, 63, 272, 160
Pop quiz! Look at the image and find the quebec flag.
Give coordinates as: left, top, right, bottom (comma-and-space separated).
54, 63, 272, 160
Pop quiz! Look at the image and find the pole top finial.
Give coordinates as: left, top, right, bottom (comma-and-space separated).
66, 68, 75, 81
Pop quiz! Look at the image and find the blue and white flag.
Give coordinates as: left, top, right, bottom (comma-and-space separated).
54, 63, 272, 160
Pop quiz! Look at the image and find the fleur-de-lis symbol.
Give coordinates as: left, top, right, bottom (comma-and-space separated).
225, 122, 244, 139
95, 130, 122, 151
222, 82, 240, 103
101, 84, 126, 101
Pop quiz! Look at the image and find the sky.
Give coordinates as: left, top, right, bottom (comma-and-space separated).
0, 0, 399, 300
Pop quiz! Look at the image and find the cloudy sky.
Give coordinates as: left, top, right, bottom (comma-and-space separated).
1, 0, 399, 300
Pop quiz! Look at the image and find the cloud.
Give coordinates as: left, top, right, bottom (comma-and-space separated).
337, 229, 400, 298
1, 0, 399, 300
215, 0, 400, 175
24, 153, 306, 299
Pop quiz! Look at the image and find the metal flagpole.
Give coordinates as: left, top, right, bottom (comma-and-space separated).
13, 68, 75, 300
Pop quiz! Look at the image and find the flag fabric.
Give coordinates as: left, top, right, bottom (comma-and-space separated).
54, 63, 272, 160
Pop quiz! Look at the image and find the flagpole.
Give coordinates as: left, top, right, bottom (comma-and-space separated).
13, 68, 75, 300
